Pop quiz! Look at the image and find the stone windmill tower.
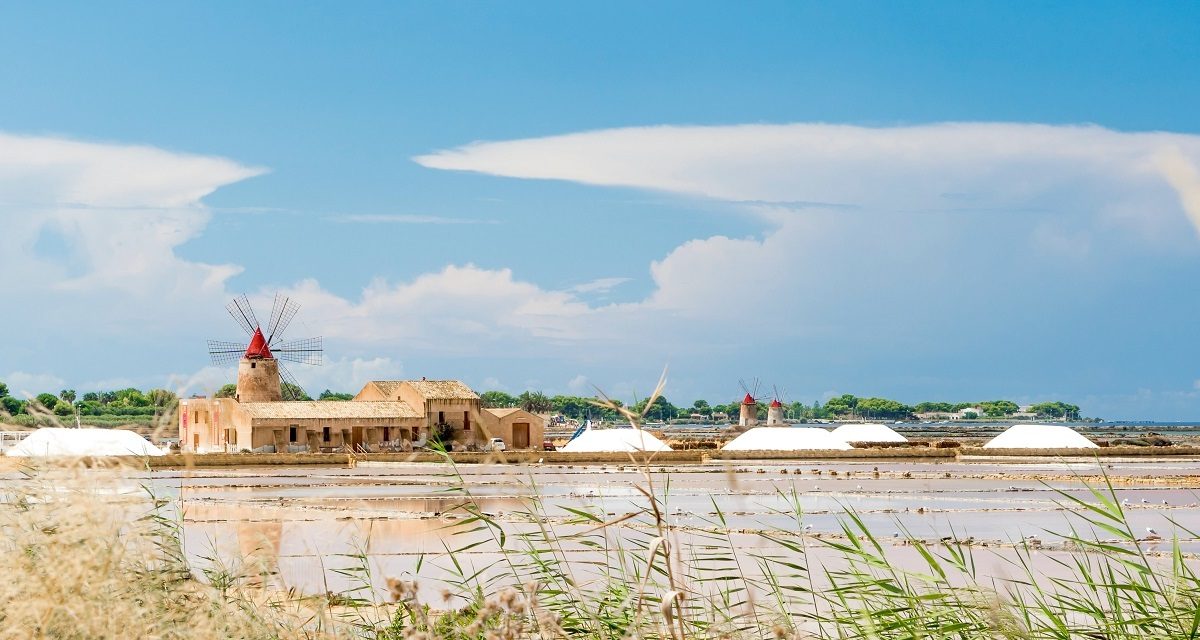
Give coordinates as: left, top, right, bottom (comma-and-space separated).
766, 386, 786, 426
207, 294, 324, 402
738, 379, 760, 428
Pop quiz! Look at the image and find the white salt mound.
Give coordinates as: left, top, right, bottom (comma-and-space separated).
6, 427, 165, 457
830, 423, 908, 444
723, 427, 853, 451
982, 424, 1098, 449
562, 428, 673, 453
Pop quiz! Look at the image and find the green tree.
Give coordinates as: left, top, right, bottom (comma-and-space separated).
517, 391, 553, 413
82, 391, 99, 402
112, 388, 150, 408
690, 399, 711, 416
632, 396, 679, 421
979, 400, 1020, 417
0, 396, 22, 415
551, 395, 591, 419
480, 391, 517, 408
318, 389, 354, 401
1030, 401, 1080, 420
34, 393, 58, 411
281, 382, 312, 401
53, 402, 74, 417
214, 384, 238, 399
0, 382, 8, 398
59, 389, 77, 405
823, 394, 858, 417
915, 402, 954, 414
855, 397, 914, 420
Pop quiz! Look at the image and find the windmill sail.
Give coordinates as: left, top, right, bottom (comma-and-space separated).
225, 294, 259, 336
265, 294, 300, 346
272, 337, 323, 366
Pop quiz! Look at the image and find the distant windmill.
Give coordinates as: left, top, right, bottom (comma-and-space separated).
738, 378, 761, 427
207, 294, 323, 401
767, 385, 787, 426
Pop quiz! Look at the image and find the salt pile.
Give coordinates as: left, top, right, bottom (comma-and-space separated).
6, 427, 165, 457
722, 427, 852, 451
982, 424, 1098, 449
830, 423, 908, 444
562, 428, 673, 453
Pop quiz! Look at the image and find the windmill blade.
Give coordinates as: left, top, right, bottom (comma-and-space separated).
207, 340, 247, 366
273, 336, 323, 366
265, 293, 301, 346
226, 294, 259, 336
278, 364, 308, 401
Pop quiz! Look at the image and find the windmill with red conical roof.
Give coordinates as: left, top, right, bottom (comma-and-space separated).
767, 385, 787, 425
207, 294, 323, 402
738, 378, 761, 428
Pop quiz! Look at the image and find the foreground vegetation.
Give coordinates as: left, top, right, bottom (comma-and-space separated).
2, 452, 1196, 639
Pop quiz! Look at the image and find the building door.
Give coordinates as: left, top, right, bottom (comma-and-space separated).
193, 434, 200, 451
513, 423, 530, 449
351, 426, 366, 451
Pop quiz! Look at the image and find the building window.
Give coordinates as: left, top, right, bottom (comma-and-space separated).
383, 427, 391, 441
289, 426, 297, 443
438, 410, 445, 424
463, 411, 471, 431
323, 427, 331, 442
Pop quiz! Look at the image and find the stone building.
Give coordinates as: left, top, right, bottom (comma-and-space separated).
180, 378, 543, 453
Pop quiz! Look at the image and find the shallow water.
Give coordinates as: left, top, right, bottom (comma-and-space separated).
6, 458, 1198, 603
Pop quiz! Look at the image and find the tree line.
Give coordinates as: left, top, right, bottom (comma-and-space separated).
477, 390, 1085, 422
0, 382, 178, 419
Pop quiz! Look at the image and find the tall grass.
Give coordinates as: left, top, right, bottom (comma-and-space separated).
0, 378, 1197, 639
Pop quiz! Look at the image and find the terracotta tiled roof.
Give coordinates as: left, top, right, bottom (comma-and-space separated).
369, 380, 479, 401
237, 401, 420, 420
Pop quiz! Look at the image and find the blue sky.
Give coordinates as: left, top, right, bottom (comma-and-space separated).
2, 2, 1200, 419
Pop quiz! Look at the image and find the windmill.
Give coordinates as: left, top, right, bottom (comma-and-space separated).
207, 294, 323, 402
767, 385, 787, 426
738, 378, 761, 427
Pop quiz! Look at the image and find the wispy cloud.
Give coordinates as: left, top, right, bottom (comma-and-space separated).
327, 213, 499, 225
569, 277, 631, 294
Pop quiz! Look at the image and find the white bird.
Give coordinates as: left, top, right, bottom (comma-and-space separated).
1145, 527, 1162, 541
855, 485, 863, 490
893, 532, 900, 538
813, 485, 821, 491
803, 524, 814, 532
1141, 499, 1149, 504
1162, 499, 1169, 505
1121, 498, 1130, 506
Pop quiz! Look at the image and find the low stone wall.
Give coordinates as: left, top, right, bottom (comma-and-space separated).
10, 444, 1190, 471
959, 445, 1200, 457
712, 448, 958, 460
149, 453, 353, 468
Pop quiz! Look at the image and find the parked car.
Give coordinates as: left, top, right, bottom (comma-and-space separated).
485, 437, 507, 452
543, 439, 556, 451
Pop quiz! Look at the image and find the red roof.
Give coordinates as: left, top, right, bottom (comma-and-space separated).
244, 327, 274, 360
742, 393, 755, 405
770, 399, 783, 408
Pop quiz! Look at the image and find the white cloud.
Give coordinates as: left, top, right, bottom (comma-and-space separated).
417, 122, 1200, 238
569, 277, 631, 294
567, 374, 590, 393
3, 371, 67, 398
